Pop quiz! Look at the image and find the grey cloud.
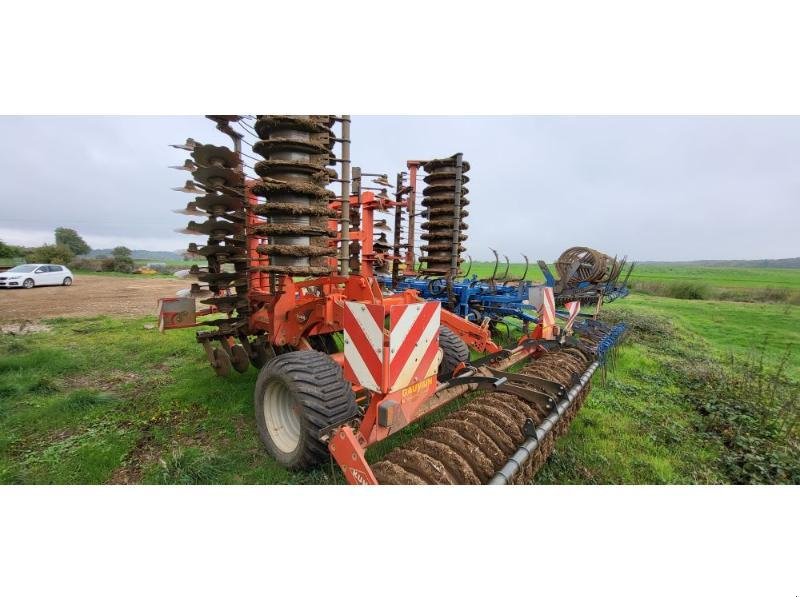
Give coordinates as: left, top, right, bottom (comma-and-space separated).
0, 115, 797, 260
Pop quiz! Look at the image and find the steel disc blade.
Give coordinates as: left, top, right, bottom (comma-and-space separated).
191, 144, 240, 170
193, 165, 244, 189
174, 267, 208, 280
193, 193, 244, 213
170, 159, 197, 172
172, 180, 206, 194
176, 284, 212, 299
198, 271, 246, 285
174, 226, 206, 237
186, 243, 246, 259
189, 219, 242, 236
169, 138, 199, 151
173, 202, 206, 216
371, 176, 393, 188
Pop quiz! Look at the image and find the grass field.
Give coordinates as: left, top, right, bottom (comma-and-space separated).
466, 261, 800, 304
467, 261, 800, 288
0, 266, 798, 484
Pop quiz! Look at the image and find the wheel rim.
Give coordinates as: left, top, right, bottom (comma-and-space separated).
23, 279, 33, 288
263, 379, 302, 454
64, 278, 72, 286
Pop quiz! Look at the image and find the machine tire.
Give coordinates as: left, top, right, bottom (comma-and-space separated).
437, 326, 469, 382
22, 278, 35, 289
63, 277, 73, 286
254, 350, 358, 470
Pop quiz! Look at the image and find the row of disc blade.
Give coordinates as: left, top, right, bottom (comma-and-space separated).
169, 117, 250, 317
419, 155, 470, 276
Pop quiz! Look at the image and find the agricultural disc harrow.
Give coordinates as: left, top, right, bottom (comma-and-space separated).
160, 116, 629, 484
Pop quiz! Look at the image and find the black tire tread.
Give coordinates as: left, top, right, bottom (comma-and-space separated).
254, 350, 357, 470
437, 325, 470, 382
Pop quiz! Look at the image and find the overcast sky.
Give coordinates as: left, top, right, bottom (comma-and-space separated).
0, 115, 797, 261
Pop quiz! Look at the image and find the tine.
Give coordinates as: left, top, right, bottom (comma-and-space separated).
489, 248, 500, 282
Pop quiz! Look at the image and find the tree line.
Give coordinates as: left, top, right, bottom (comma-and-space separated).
0, 228, 136, 273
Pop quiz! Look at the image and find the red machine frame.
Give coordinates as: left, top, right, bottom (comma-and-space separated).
161, 168, 557, 484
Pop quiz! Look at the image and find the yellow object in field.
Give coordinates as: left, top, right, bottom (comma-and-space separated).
137, 267, 158, 275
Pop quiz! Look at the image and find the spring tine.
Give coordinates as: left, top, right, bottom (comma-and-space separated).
489, 248, 500, 282
520, 254, 529, 281
464, 254, 473, 278
501, 255, 510, 281
622, 262, 636, 286
614, 256, 627, 284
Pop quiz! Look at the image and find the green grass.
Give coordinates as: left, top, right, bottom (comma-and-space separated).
467, 260, 800, 289
615, 295, 800, 378
464, 261, 800, 304
1, 266, 798, 484
631, 265, 800, 290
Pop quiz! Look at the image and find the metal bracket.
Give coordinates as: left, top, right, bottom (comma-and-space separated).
520, 338, 562, 352
440, 375, 556, 414
485, 367, 566, 399
522, 417, 539, 440
318, 416, 361, 444
469, 348, 512, 368
495, 382, 555, 413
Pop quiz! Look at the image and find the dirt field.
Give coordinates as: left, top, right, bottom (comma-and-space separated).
0, 274, 181, 323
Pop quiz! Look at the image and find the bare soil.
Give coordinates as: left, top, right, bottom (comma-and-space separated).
0, 274, 182, 323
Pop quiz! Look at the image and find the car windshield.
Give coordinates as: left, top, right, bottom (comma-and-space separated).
6, 264, 37, 273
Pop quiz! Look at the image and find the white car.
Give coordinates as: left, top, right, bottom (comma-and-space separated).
0, 264, 74, 289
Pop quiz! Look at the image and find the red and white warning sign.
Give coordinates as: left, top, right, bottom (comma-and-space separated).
564, 300, 581, 333
343, 301, 386, 392
539, 287, 556, 330
343, 301, 442, 394
388, 302, 441, 393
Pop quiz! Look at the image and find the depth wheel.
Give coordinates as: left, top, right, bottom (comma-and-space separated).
254, 350, 358, 470
230, 344, 249, 373
211, 347, 232, 377
437, 326, 470, 382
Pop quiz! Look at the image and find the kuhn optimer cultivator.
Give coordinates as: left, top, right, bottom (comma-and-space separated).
159, 115, 628, 485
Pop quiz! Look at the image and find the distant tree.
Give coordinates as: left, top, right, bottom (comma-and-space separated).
117, 259, 135, 273
107, 246, 134, 272
0, 239, 19, 259
112, 246, 132, 259
26, 244, 75, 265
55, 228, 91, 256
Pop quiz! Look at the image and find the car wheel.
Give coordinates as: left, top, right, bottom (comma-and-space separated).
22, 279, 35, 289
63, 277, 73, 286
